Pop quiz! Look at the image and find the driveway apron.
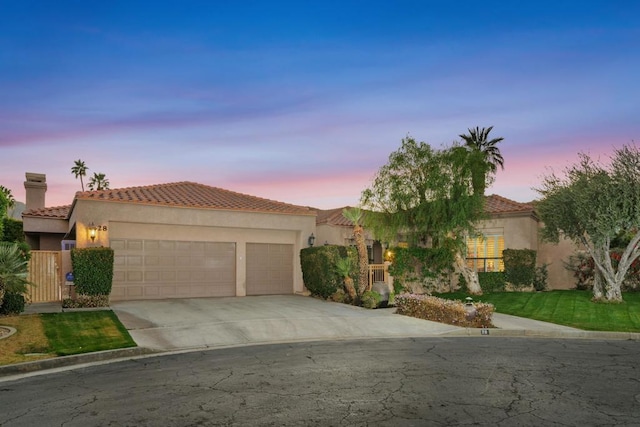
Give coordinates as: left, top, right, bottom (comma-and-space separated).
110, 295, 462, 351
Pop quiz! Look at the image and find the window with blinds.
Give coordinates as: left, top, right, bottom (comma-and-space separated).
465, 235, 505, 272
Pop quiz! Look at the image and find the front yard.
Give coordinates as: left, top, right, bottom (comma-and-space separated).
434, 290, 640, 332
0, 311, 136, 366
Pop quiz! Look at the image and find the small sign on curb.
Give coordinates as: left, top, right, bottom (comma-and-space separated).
481, 328, 490, 335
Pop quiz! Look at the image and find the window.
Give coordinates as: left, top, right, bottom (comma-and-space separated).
465, 235, 504, 272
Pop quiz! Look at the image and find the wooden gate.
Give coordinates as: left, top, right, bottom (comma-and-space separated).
27, 251, 62, 303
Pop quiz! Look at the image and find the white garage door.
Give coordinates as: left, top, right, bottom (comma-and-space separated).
246, 243, 293, 295
111, 239, 236, 301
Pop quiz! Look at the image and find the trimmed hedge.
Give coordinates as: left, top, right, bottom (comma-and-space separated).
300, 245, 358, 298
395, 293, 494, 328
71, 247, 114, 297
503, 249, 536, 289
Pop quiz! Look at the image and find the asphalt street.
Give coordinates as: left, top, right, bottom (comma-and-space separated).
1, 337, 639, 426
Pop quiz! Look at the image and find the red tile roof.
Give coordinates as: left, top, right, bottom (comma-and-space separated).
22, 205, 71, 219
315, 206, 354, 226
484, 194, 535, 215
318, 195, 535, 226
73, 182, 315, 216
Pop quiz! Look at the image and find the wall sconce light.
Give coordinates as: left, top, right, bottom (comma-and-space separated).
88, 222, 97, 242
308, 233, 315, 247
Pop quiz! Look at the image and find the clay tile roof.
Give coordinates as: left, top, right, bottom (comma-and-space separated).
315, 206, 355, 226
22, 205, 71, 219
74, 182, 315, 216
484, 194, 535, 215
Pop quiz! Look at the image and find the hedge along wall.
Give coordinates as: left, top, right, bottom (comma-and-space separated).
300, 245, 358, 298
387, 246, 455, 293
71, 247, 115, 295
503, 248, 536, 289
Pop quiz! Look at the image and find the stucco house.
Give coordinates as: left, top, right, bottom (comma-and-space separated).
22, 173, 316, 301
22, 173, 577, 302
313, 195, 577, 290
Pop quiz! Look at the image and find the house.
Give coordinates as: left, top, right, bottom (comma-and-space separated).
22, 172, 578, 301
22, 173, 316, 300
314, 195, 577, 290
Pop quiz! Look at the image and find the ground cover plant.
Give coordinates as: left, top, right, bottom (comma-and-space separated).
0, 310, 136, 365
434, 290, 640, 332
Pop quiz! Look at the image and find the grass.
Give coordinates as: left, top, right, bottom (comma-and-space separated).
0, 310, 136, 365
434, 290, 640, 332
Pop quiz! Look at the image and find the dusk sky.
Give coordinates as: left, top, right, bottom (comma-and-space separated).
2, 1, 639, 209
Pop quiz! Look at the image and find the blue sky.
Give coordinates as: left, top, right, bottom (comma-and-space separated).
2, 1, 639, 208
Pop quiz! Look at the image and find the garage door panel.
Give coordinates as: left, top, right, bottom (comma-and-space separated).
112, 238, 236, 301
246, 243, 293, 295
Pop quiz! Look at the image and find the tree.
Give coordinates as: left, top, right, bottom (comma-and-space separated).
87, 172, 110, 191
334, 257, 357, 302
71, 159, 89, 191
361, 136, 487, 295
459, 126, 505, 195
342, 207, 369, 296
536, 145, 640, 302
0, 186, 15, 217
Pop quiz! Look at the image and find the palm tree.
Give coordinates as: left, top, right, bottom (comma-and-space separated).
87, 172, 110, 191
334, 257, 357, 302
342, 207, 370, 296
459, 126, 505, 195
71, 159, 89, 191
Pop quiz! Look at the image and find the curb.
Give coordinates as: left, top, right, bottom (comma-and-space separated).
441, 328, 640, 340
0, 347, 158, 378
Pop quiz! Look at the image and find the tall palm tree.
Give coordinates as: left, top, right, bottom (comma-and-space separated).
87, 172, 110, 191
342, 207, 370, 296
71, 159, 89, 191
459, 126, 505, 195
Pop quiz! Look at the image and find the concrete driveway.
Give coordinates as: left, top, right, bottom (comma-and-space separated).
110, 295, 463, 351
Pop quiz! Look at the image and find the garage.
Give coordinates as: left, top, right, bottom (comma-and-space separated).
246, 243, 293, 295
111, 238, 236, 301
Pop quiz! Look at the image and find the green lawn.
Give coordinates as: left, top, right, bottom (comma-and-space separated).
434, 290, 640, 332
40, 310, 137, 356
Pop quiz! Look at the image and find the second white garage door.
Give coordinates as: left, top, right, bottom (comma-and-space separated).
246, 243, 293, 295
111, 239, 236, 300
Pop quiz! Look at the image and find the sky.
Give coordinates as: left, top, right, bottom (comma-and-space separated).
1, 1, 639, 209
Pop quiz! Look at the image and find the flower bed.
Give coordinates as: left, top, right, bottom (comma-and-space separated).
395, 294, 494, 328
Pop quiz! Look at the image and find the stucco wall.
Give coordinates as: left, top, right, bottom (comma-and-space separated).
71, 199, 316, 296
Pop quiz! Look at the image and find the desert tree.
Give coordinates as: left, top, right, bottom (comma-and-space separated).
536, 144, 640, 302
361, 136, 487, 294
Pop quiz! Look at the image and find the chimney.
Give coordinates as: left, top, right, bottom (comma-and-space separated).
24, 172, 47, 210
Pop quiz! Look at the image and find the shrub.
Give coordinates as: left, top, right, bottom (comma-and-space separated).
0, 242, 31, 309
503, 249, 536, 289
2, 218, 25, 242
71, 247, 114, 296
395, 294, 494, 328
565, 250, 640, 292
62, 294, 110, 308
477, 272, 506, 292
0, 292, 26, 315
301, 245, 357, 298
533, 264, 549, 291
361, 290, 381, 309
388, 246, 454, 293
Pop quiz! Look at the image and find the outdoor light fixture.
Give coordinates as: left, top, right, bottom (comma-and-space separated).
88, 222, 97, 242
308, 233, 315, 247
